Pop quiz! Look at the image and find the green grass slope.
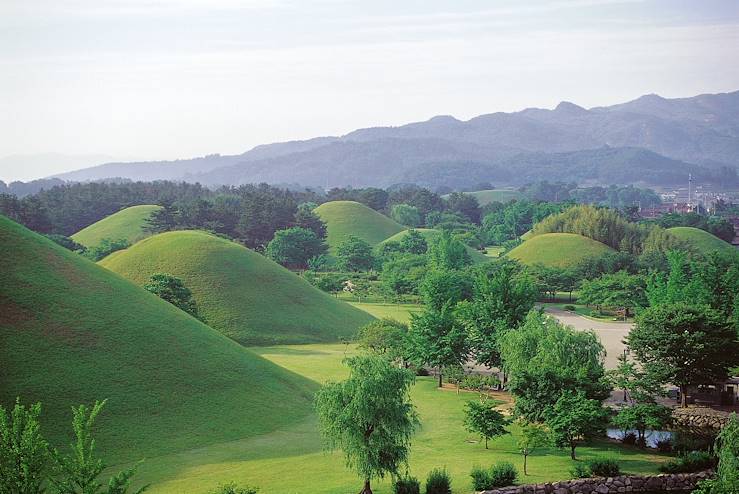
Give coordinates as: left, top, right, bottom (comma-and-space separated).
71, 204, 162, 248
100, 230, 374, 345
506, 232, 614, 268
314, 201, 405, 250
380, 228, 489, 264
443, 189, 524, 206
0, 215, 316, 462
667, 227, 737, 257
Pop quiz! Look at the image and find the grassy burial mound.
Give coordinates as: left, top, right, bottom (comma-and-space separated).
444, 189, 524, 206
0, 215, 316, 462
314, 200, 405, 250
667, 226, 737, 257
380, 228, 490, 264
71, 204, 162, 248
100, 230, 374, 345
506, 232, 614, 268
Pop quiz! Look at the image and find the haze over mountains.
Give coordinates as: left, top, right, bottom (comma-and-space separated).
53, 90, 739, 189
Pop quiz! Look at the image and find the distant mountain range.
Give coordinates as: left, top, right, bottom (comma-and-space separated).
52, 90, 739, 189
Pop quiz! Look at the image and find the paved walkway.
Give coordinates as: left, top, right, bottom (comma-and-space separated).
543, 306, 632, 370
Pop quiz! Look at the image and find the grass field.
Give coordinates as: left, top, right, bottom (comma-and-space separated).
71, 204, 161, 248
507, 233, 614, 268
0, 215, 316, 463
485, 246, 504, 257
349, 301, 424, 323
381, 228, 490, 264
443, 189, 524, 206
314, 201, 405, 250
667, 226, 737, 257
100, 230, 374, 345
129, 343, 671, 494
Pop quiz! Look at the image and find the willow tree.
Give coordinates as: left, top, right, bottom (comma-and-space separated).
315, 355, 418, 494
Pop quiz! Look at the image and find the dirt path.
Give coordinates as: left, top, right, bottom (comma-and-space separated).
544, 306, 632, 370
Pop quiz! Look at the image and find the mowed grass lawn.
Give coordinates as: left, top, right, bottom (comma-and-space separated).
348, 301, 423, 323
132, 344, 671, 494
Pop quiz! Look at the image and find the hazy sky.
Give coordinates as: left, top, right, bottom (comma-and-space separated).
1, 0, 739, 181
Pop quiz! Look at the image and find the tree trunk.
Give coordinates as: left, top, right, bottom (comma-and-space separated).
359, 479, 372, 494
438, 369, 443, 388
570, 443, 577, 460
485, 437, 489, 449
680, 385, 688, 408
523, 453, 528, 475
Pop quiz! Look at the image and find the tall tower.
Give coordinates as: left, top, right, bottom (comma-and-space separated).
688, 173, 692, 209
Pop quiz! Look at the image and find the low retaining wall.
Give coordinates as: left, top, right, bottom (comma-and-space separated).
671, 407, 731, 430
479, 471, 713, 494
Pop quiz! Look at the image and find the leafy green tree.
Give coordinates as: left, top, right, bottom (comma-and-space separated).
694, 413, 739, 494
427, 231, 471, 270
144, 273, 202, 320
51, 400, 147, 494
145, 203, 178, 233
399, 229, 427, 254
463, 400, 509, 449
408, 306, 469, 388
379, 254, 427, 298
500, 311, 610, 421
357, 319, 409, 363
611, 403, 672, 448
547, 392, 608, 460
83, 238, 130, 262
390, 204, 422, 227
314, 355, 418, 494
0, 399, 48, 494
626, 304, 738, 407
528, 264, 577, 301
265, 226, 327, 269
336, 235, 375, 272
457, 260, 538, 369
517, 422, 549, 475
445, 192, 482, 224
44, 234, 86, 253
419, 269, 473, 312
578, 271, 647, 318
292, 203, 327, 239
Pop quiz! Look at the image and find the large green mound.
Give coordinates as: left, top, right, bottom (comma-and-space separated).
667, 227, 737, 257
381, 228, 490, 264
506, 232, 614, 267
100, 230, 374, 345
0, 215, 315, 462
71, 204, 162, 248
443, 189, 524, 206
315, 200, 405, 250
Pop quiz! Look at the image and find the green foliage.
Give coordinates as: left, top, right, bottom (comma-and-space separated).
144, 273, 201, 320
266, 226, 327, 269
694, 413, 739, 494
293, 203, 327, 239
528, 264, 577, 300
611, 404, 672, 447
424, 468, 451, 494
0, 399, 48, 494
464, 400, 510, 449
83, 237, 130, 261
380, 254, 428, 297
205, 483, 258, 494
336, 235, 375, 272
658, 451, 716, 474
546, 392, 609, 460
101, 230, 373, 345
470, 462, 518, 490
427, 231, 472, 270
314, 355, 418, 493
44, 234, 86, 253
391, 204, 422, 227
392, 476, 420, 494
444, 192, 482, 224
578, 271, 647, 317
517, 422, 549, 475
419, 269, 473, 312
587, 457, 621, 477
569, 463, 591, 479
507, 233, 614, 268
399, 229, 428, 254
356, 318, 409, 362
50, 400, 148, 494
500, 311, 610, 421
627, 303, 738, 407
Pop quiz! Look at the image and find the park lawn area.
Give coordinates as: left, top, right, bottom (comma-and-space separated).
349, 301, 424, 323
547, 303, 633, 323
130, 344, 671, 494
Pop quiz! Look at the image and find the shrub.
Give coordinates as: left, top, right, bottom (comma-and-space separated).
470, 466, 492, 491
656, 439, 673, 453
659, 451, 717, 474
489, 462, 518, 488
425, 468, 452, 494
394, 476, 420, 494
621, 432, 637, 445
588, 457, 620, 477
207, 483, 258, 494
563, 305, 576, 311
569, 463, 591, 479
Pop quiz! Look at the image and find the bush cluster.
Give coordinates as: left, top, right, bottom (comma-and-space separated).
393, 476, 420, 494
659, 451, 717, 474
393, 469, 451, 494
588, 457, 621, 477
470, 462, 518, 490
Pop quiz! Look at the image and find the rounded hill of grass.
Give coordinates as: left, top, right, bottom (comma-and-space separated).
380, 228, 490, 264
506, 232, 614, 267
71, 204, 161, 248
100, 230, 374, 345
667, 227, 737, 257
314, 200, 405, 250
0, 215, 316, 462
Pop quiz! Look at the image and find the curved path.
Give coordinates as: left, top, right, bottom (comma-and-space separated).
543, 306, 632, 370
